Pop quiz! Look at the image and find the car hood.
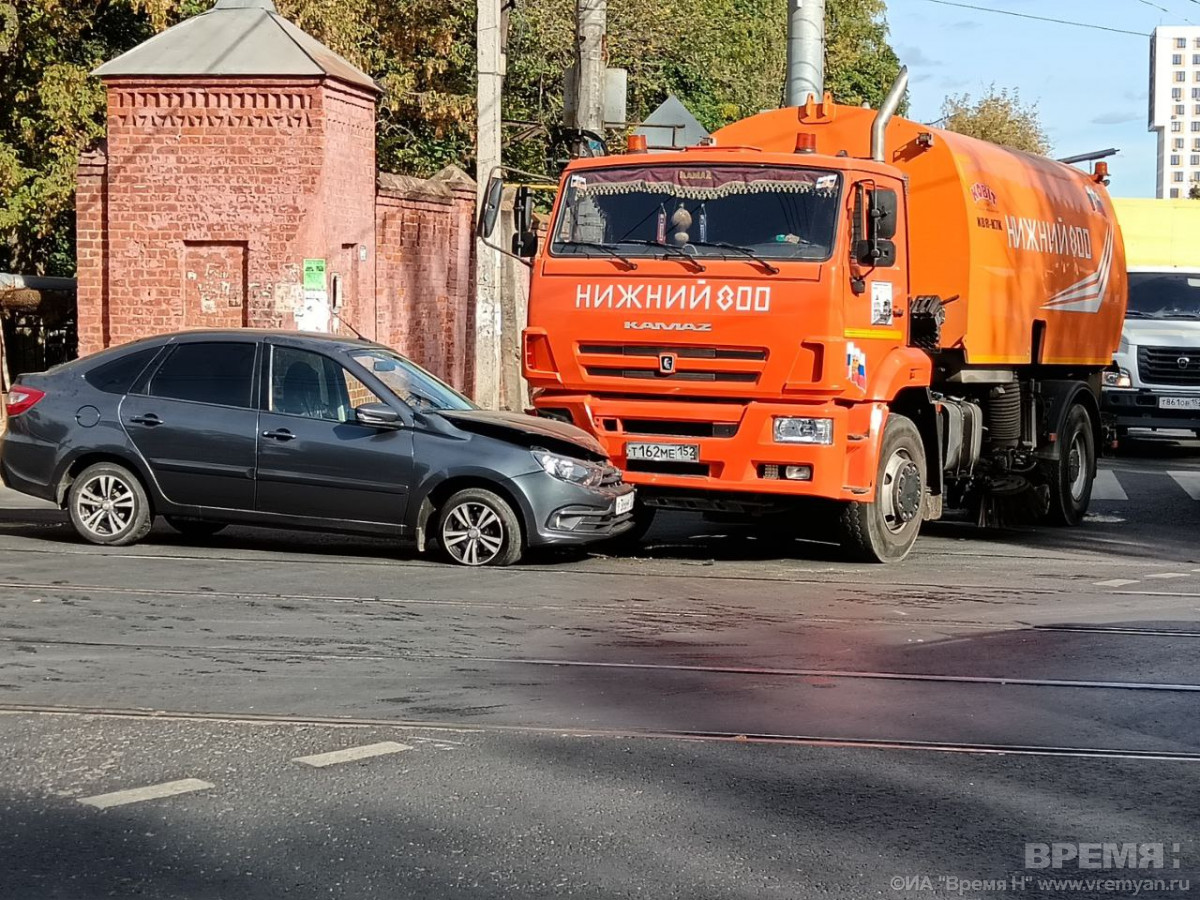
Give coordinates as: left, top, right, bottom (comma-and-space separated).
436, 409, 607, 460
1123, 318, 1200, 347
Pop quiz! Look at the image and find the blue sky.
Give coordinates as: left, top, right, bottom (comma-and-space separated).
885, 0, 1180, 198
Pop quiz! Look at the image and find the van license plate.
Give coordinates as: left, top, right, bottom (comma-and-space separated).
615, 492, 635, 515
625, 442, 700, 463
1159, 397, 1200, 410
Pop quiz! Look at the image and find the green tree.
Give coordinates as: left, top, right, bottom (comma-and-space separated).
826, 0, 906, 114
0, 0, 904, 276
940, 85, 1050, 155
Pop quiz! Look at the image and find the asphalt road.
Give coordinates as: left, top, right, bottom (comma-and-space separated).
1, 431, 1199, 899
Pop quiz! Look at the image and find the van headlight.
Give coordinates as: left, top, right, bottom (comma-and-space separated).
773, 417, 834, 445
1102, 368, 1132, 389
532, 450, 604, 486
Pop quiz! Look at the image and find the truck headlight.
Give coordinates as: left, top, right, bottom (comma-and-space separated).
773, 417, 834, 445
1102, 368, 1132, 389
532, 449, 605, 486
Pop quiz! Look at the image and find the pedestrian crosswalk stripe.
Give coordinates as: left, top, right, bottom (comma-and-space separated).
1091, 469, 1128, 501
1168, 471, 1200, 501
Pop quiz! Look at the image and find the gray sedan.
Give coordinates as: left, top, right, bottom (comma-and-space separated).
1, 330, 635, 566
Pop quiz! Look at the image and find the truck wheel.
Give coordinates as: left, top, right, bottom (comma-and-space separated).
838, 414, 926, 563
1045, 404, 1094, 526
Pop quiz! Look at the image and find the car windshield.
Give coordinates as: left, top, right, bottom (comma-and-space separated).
348, 348, 476, 412
1127, 272, 1200, 319
551, 164, 840, 262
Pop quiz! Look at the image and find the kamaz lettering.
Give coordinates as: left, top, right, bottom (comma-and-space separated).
576, 282, 772, 313
623, 321, 714, 332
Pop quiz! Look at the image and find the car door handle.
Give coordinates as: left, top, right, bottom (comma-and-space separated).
261, 428, 296, 441
129, 414, 162, 427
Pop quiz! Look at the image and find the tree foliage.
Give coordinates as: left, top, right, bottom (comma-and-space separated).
940, 85, 1050, 155
0, 0, 903, 276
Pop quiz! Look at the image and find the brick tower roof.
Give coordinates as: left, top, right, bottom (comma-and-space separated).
93, 0, 378, 93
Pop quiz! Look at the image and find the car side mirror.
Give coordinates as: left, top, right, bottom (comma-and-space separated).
356, 402, 403, 429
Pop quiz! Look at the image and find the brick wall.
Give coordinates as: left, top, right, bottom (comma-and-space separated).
374, 168, 477, 394
76, 76, 480, 396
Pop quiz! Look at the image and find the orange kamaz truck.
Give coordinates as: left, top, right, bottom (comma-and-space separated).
479, 71, 1127, 561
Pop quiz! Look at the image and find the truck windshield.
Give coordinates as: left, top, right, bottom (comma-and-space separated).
1128, 272, 1200, 319
551, 164, 840, 262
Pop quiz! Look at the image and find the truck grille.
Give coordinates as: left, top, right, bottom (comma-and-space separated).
578, 343, 767, 385
1137, 346, 1200, 387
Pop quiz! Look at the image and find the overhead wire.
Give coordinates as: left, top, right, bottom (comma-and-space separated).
919, 0, 1149, 36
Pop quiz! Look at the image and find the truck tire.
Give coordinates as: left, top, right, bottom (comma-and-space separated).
838, 414, 926, 563
1045, 403, 1094, 526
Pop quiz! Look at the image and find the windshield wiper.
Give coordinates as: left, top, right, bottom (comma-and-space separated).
555, 241, 637, 270
615, 240, 706, 272
685, 240, 780, 274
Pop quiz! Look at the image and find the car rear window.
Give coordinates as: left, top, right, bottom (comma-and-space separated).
147, 342, 256, 408
84, 347, 161, 394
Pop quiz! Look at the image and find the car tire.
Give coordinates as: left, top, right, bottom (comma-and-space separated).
838, 413, 926, 563
165, 516, 228, 538
1044, 403, 1094, 526
436, 488, 523, 567
67, 462, 153, 547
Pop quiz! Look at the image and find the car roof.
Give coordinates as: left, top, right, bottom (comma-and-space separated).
114, 329, 386, 351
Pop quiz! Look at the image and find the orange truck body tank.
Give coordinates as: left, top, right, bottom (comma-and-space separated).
714, 103, 1127, 366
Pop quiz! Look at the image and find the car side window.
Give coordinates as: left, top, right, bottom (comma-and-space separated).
269, 346, 382, 422
146, 342, 256, 407
85, 347, 161, 394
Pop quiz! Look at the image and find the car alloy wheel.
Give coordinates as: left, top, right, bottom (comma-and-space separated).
74, 472, 137, 538
67, 462, 153, 547
441, 501, 506, 565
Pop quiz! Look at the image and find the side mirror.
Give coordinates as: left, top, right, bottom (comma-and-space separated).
512, 185, 539, 258
870, 189, 898, 240
476, 174, 505, 239
355, 402, 403, 429
856, 238, 897, 267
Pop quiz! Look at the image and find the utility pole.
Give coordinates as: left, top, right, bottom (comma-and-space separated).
785, 0, 825, 107
573, 0, 606, 156
475, 0, 503, 408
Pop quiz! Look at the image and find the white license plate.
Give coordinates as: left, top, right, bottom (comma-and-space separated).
1159, 397, 1200, 410
615, 492, 635, 515
625, 442, 700, 463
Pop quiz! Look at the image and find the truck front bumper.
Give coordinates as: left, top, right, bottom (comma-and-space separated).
1102, 388, 1200, 431
532, 394, 883, 503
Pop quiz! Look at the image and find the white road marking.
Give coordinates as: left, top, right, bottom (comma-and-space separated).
78, 778, 214, 809
1091, 469, 1128, 501
292, 741, 413, 768
1093, 578, 1140, 587
1169, 471, 1200, 500
1145, 572, 1191, 580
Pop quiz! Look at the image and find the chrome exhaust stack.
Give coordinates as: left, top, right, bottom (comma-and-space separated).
871, 66, 909, 162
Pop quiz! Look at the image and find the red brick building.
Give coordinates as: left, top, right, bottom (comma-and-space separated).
77, 0, 479, 395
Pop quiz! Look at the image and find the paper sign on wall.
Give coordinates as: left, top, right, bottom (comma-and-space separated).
871, 281, 894, 326
303, 258, 327, 291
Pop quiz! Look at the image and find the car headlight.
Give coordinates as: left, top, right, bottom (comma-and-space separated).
532, 449, 605, 486
773, 417, 834, 445
1102, 368, 1132, 389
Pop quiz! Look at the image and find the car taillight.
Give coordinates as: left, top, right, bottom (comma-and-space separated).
5, 386, 46, 417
